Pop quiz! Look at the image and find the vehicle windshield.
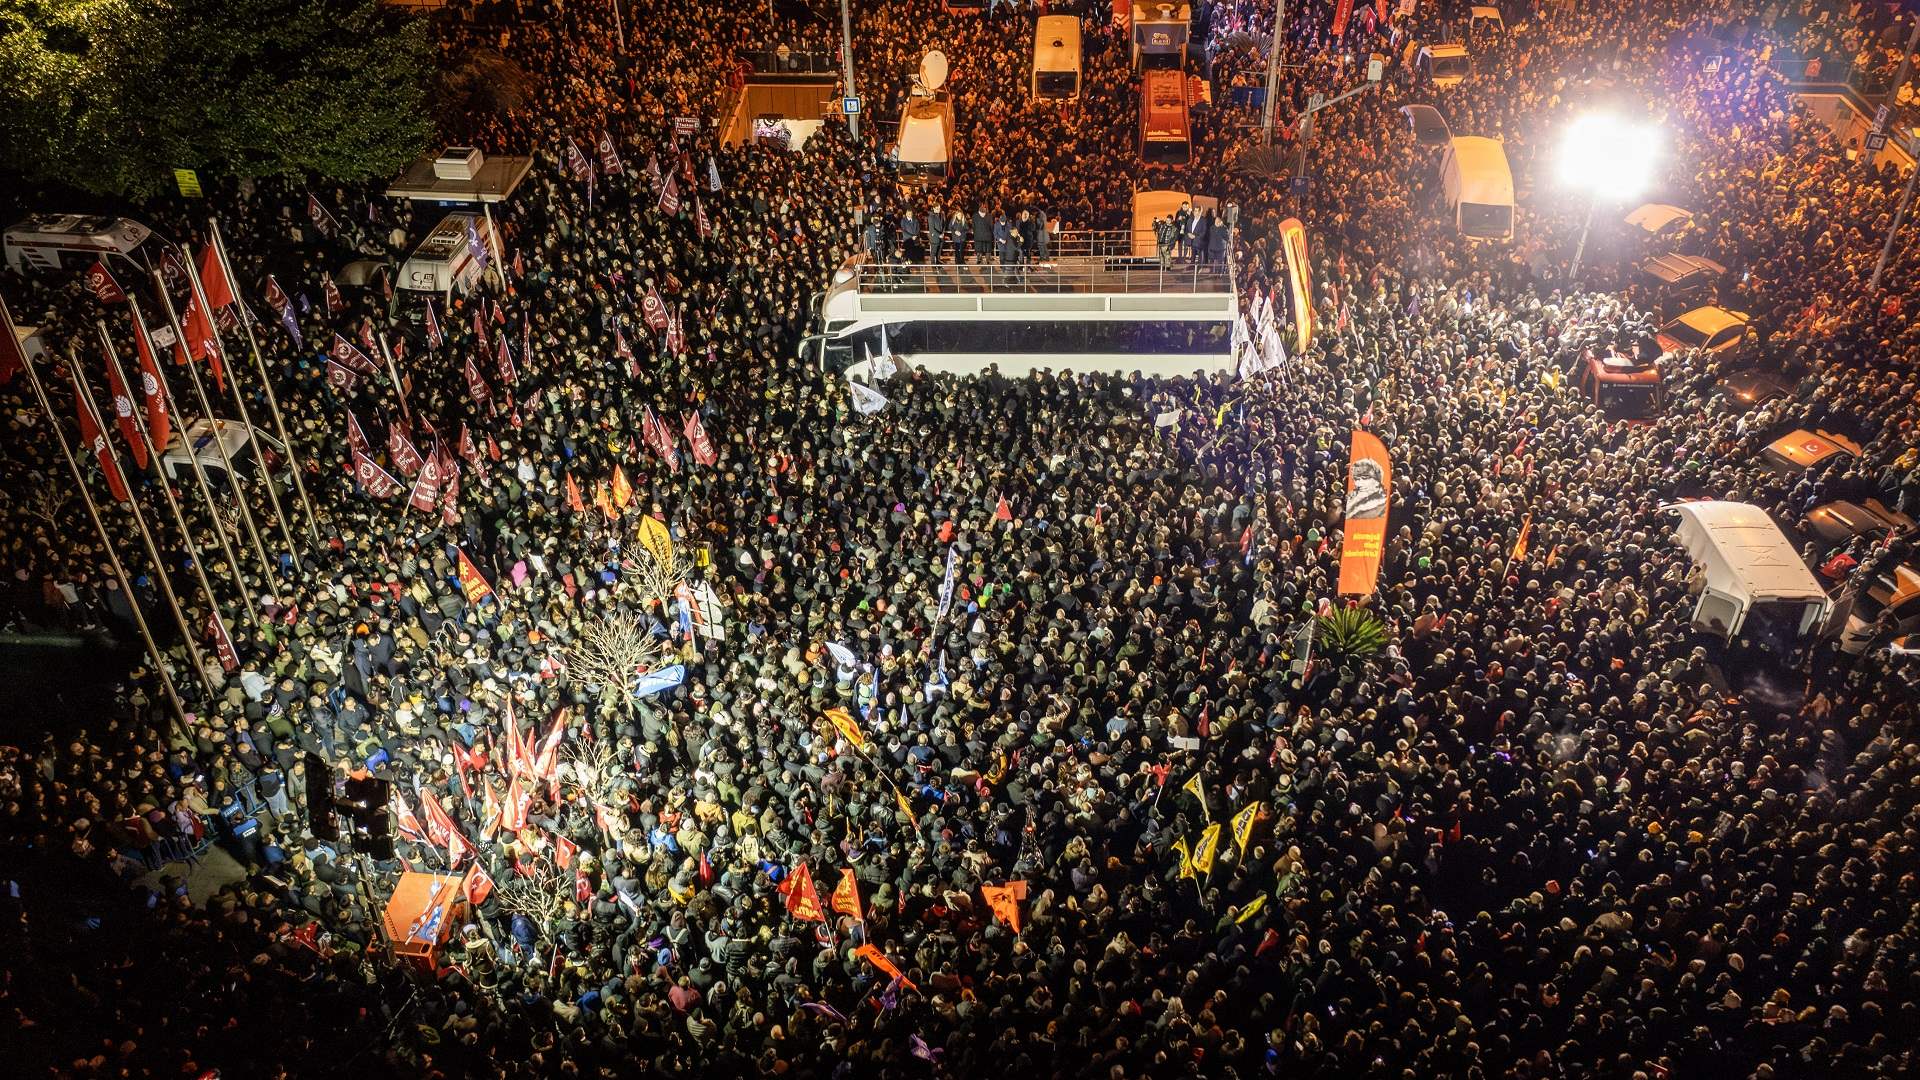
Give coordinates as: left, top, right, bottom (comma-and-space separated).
1662, 321, 1712, 348
1037, 71, 1077, 96
1600, 382, 1659, 418
1432, 55, 1471, 79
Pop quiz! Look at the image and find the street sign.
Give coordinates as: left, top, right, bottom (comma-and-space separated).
1866, 131, 1889, 152
843, 96, 861, 115
1874, 103, 1890, 129
174, 169, 203, 197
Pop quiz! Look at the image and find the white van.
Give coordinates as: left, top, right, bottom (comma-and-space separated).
4, 214, 152, 275
1416, 43, 1471, 87
1033, 16, 1083, 101
897, 96, 954, 179
1440, 136, 1514, 240
400, 213, 493, 293
161, 418, 281, 483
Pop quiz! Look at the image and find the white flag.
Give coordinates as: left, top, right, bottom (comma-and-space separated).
848, 378, 890, 415
1155, 407, 1182, 429
935, 544, 958, 623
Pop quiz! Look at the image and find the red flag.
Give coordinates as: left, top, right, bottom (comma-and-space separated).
322, 275, 344, 315
462, 864, 495, 908
682, 411, 718, 467
613, 320, 636, 372
496, 335, 517, 385
995, 495, 1013, 523
198, 244, 235, 313
665, 305, 685, 355
353, 450, 404, 499
830, 868, 863, 921
642, 283, 669, 332
86, 260, 126, 304
455, 546, 496, 605
388, 425, 424, 478
565, 137, 593, 181
346, 411, 370, 458
658, 173, 681, 215
330, 334, 377, 376
178, 295, 225, 393
695, 198, 712, 240
464, 355, 492, 407
598, 131, 624, 175
424, 298, 443, 348
576, 867, 594, 903
554, 833, 578, 870
502, 777, 531, 832
73, 376, 129, 502
263, 275, 290, 315
611, 464, 633, 510
782, 862, 826, 922
131, 315, 171, 452
324, 358, 359, 395
458, 422, 482, 468
159, 249, 189, 294
358, 318, 378, 357
531, 712, 567, 781
103, 353, 149, 469
643, 408, 680, 473
390, 790, 428, 843
206, 610, 241, 673
565, 472, 586, 513
306, 194, 336, 236
643, 154, 662, 190
407, 446, 444, 513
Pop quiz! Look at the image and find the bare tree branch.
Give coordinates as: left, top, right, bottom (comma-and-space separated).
563, 609, 667, 708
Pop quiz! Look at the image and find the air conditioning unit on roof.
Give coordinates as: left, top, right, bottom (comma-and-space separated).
433, 148, 485, 181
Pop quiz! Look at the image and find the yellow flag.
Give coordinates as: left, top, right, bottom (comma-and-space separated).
1172, 836, 1195, 880
895, 789, 919, 829
1230, 801, 1261, 857
824, 707, 867, 751
1234, 894, 1268, 924
1191, 823, 1223, 875
1182, 773, 1209, 821
636, 514, 675, 572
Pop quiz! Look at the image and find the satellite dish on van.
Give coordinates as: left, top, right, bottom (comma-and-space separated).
920, 50, 949, 91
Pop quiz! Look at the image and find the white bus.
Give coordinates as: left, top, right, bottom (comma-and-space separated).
803, 250, 1237, 378
400, 213, 494, 293
4, 214, 152, 275
1033, 16, 1083, 101
1440, 136, 1514, 240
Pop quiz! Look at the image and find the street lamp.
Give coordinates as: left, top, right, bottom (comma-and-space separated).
1558, 113, 1662, 282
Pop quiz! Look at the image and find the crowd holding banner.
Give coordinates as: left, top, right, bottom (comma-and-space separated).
0, 0, 1919, 1077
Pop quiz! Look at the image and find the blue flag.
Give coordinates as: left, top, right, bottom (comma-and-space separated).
631, 664, 686, 698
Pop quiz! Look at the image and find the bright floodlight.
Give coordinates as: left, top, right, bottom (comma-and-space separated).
1558, 114, 1661, 200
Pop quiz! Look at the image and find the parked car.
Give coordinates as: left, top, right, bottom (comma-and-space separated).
1837, 563, 1920, 654
1760, 428, 1862, 474
1655, 305, 1751, 354
1714, 368, 1792, 412
1399, 104, 1451, 146
1804, 498, 1914, 546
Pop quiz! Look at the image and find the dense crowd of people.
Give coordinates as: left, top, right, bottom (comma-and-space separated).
3, 0, 1919, 1077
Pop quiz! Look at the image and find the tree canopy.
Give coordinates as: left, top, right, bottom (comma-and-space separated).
0, 0, 435, 198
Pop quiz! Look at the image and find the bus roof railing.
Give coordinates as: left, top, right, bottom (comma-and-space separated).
854, 229, 1233, 294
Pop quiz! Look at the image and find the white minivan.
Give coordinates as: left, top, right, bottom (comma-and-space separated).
1033, 15, 1083, 101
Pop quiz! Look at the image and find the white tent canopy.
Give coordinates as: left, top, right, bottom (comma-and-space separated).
1662, 501, 1831, 638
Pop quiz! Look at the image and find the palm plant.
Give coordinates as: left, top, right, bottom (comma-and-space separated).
1315, 608, 1388, 664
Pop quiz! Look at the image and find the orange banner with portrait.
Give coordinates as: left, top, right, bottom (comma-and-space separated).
1337, 430, 1390, 595
1279, 217, 1314, 357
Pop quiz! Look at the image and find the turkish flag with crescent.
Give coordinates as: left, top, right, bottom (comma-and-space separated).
73, 376, 129, 502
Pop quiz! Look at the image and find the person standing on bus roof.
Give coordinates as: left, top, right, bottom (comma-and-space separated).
1154, 217, 1174, 270
928, 202, 946, 263
971, 205, 992, 265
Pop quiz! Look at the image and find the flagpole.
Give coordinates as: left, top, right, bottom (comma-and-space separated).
98, 319, 236, 641
376, 331, 412, 424
149, 269, 278, 590
181, 243, 300, 571
66, 344, 220, 698
126, 296, 257, 627
208, 217, 319, 540
16, 341, 193, 736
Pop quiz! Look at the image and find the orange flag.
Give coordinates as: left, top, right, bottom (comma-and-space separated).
831, 868, 863, 921
593, 480, 616, 518
480, 780, 503, 840
1511, 512, 1533, 562
824, 707, 866, 751
565, 471, 586, 513
853, 943, 917, 991
612, 464, 633, 510
981, 881, 1028, 934
782, 861, 826, 922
